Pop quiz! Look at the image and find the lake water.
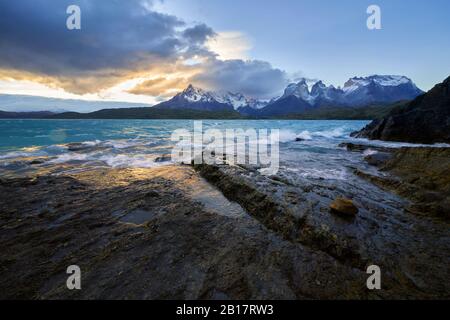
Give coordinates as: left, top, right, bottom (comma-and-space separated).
0, 119, 371, 150
0, 119, 440, 180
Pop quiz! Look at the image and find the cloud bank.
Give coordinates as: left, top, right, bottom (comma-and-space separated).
0, 0, 289, 100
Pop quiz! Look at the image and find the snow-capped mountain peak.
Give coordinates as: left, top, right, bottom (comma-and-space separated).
164, 85, 268, 111
340, 75, 423, 105
180, 84, 216, 103
310, 81, 327, 96
282, 79, 314, 102
343, 75, 417, 93
156, 75, 423, 115
276, 75, 423, 108
213, 91, 269, 110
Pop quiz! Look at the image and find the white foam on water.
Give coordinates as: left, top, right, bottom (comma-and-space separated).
50, 153, 90, 163
297, 130, 313, 140
0, 149, 47, 159
49, 150, 166, 169
45, 144, 68, 152
83, 140, 102, 146
348, 137, 450, 149
363, 149, 378, 156
286, 167, 347, 180
104, 140, 141, 149
313, 127, 346, 139
98, 154, 158, 168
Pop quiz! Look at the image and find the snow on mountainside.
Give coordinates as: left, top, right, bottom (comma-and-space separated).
343, 75, 413, 92
258, 75, 423, 116
181, 85, 214, 103
281, 79, 315, 103
340, 75, 423, 106
274, 75, 423, 108
213, 91, 268, 110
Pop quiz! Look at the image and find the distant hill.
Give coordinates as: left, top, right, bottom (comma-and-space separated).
0, 110, 56, 119
0, 102, 404, 120
47, 107, 244, 120
269, 102, 408, 120
0, 94, 148, 113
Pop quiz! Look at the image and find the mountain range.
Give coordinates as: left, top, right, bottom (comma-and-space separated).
154, 84, 268, 112
154, 75, 423, 116
0, 75, 423, 118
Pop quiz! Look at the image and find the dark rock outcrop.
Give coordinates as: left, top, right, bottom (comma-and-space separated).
154, 155, 172, 163
352, 76, 450, 144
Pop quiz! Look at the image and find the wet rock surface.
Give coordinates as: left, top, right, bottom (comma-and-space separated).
194, 151, 450, 299
364, 152, 392, 167
354, 146, 450, 220
0, 145, 449, 299
0, 165, 371, 299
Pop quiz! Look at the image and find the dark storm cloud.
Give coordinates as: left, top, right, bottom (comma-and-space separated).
0, 0, 290, 98
0, 0, 192, 75
182, 24, 216, 45
192, 59, 288, 99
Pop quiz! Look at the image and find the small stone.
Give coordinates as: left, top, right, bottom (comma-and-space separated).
295, 137, 304, 142
29, 159, 46, 165
154, 155, 172, 163
146, 190, 159, 197
67, 143, 86, 152
330, 197, 358, 217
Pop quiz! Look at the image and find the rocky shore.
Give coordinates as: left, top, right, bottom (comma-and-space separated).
0, 141, 449, 299
343, 144, 450, 220
0, 164, 370, 299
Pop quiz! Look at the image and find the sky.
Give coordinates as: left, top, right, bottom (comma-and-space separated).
0, 0, 449, 109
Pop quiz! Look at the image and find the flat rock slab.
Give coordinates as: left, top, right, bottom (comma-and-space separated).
0, 165, 367, 299
194, 161, 450, 299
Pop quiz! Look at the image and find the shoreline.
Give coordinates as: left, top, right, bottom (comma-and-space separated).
0, 141, 449, 299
